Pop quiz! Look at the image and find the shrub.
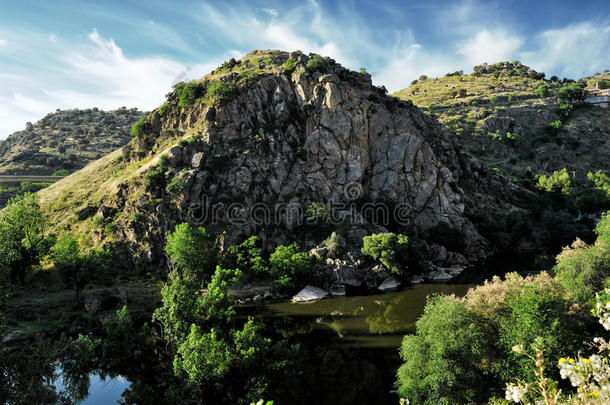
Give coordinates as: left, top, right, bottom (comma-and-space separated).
549, 119, 562, 130
554, 239, 610, 305
206, 81, 236, 102
52, 169, 70, 176
166, 176, 187, 195
535, 84, 548, 98
361, 233, 410, 275
269, 243, 312, 292
176, 81, 205, 108
282, 57, 296, 73
130, 117, 150, 138
588, 171, 610, 198
142, 166, 166, 192
556, 82, 586, 103
536, 168, 572, 194
305, 202, 330, 225
490, 95, 498, 104
220, 236, 268, 281
165, 223, 217, 281
396, 295, 496, 404
306, 54, 330, 72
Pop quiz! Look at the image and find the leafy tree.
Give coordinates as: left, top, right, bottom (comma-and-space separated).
52, 235, 111, 304
396, 295, 497, 404
165, 223, 217, 281
269, 243, 312, 292
556, 82, 586, 103
536, 168, 572, 194
535, 84, 548, 98
361, 233, 410, 275
0, 193, 53, 285
588, 170, 610, 198
221, 236, 268, 281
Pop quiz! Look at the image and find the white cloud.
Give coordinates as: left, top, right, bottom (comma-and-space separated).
0, 38, 6, 47
457, 30, 523, 67
0, 30, 220, 138
522, 22, 610, 78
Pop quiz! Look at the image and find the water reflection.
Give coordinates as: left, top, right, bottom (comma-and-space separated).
260, 284, 472, 347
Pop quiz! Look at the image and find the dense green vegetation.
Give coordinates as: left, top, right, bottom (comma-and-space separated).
396, 213, 610, 404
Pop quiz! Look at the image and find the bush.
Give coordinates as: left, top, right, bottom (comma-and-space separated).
52, 169, 70, 176
175, 81, 205, 108
306, 54, 330, 72
206, 81, 235, 102
269, 243, 312, 292
165, 223, 217, 281
396, 295, 496, 404
305, 202, 330, 225
166, 177, 187, 195
535, 84, 548, 98
556, 82, 586, 103
536, 168, 572, 194
130, 117, 150, 138
397, 273, 588, 404
549, 119, 562, 130
142, 166, 166, 192
361, 233, 410, 275
282, 58, 296, 73
554, 239, 610, 305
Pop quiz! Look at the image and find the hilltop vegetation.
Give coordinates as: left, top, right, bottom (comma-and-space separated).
0, 107, 145, 175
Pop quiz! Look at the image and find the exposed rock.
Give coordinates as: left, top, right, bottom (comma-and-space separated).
77, 205, 97, 221
329, 284, 346, 296
377, 276, 401, 291
167, 146, 182, 167
84, 287, 128, 315
292, 285, 330, 302
192, 152, 205, 168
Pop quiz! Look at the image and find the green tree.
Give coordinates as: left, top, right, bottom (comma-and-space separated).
165, 223, 217, 281
536, 168, 572, 194
361, 233, 410, 275
269, 243, 312, 292
0, 193, 53, 285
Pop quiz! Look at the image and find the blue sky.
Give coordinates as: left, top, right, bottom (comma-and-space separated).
0, 0, 608, 139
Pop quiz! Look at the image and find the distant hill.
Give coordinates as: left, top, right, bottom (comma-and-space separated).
394, 62, 610, 183
0, 107, 146, 175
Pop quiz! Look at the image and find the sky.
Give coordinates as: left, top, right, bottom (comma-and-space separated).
0, 0, 608, 139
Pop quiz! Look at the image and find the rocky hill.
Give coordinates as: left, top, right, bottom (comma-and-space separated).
0, 107, 145, 175
36, 52, 608, 283
394, 62, 610, 184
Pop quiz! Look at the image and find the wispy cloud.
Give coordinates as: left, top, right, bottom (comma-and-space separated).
0, 1, 608, 139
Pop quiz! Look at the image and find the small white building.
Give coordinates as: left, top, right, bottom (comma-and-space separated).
585, 82, 610, 108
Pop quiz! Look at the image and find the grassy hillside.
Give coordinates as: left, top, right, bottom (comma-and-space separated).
0, 107, 145, 175
394, 62, 610, 184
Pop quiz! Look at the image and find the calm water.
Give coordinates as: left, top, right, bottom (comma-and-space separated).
57, 283, 472, 404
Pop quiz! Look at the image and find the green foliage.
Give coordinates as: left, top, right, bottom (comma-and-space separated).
596, 211, 610, 249
269, 243, 313, 292
166, 176, 187, 195
536, 168, 572, 194
397, 295, 496, 404
130, 116, 150, 138
535, 84, 548, 98
143, 165, 166, 192
361, 233, 410, 275
19, 182, 51, 194
52, 169, 70, 176
206, 81, 236, 102
555, 82, 586, 103
507, 94, 515, 103
359, 67, 367, 74
397, 273, 588, 404
305, 202, 330, 224
306, 54, 330, 72
490, 95, 498, 104
588, 170, 610, 198
549, 119, 562, 130
0, 193, 52, 285
175, 81, 205, 108
165, 223, 216, 281
554, 239, 610, 305
282, 57, 296, 73
51, 235, 111, 304
221, 236, 268, 281
157, 103, 168, 116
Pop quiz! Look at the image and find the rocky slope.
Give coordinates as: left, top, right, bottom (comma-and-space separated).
39, 50, 512, 284
0, 107, 145, 175
394, 63, 610, 184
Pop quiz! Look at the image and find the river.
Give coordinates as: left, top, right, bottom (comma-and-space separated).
56, 283, 472, 404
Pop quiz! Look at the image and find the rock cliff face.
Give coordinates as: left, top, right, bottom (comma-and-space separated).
119, 51, 487, 270
41, 51, 503, 281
